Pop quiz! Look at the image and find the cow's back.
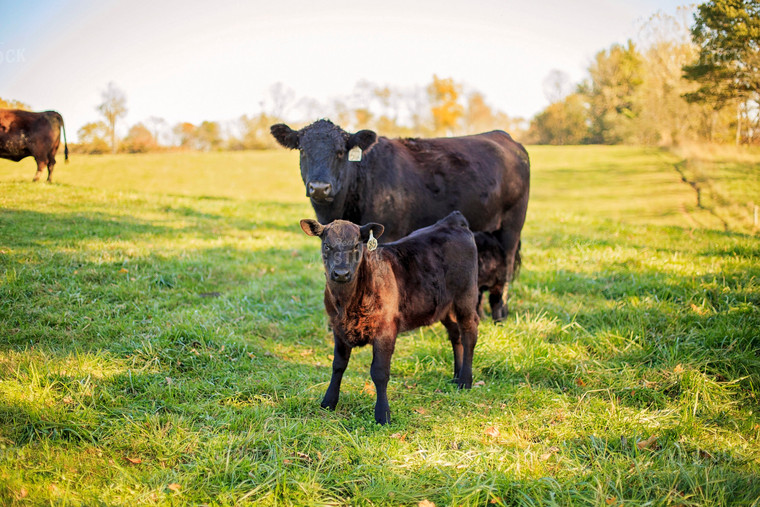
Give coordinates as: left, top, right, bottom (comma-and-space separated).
357, 132, 529, 240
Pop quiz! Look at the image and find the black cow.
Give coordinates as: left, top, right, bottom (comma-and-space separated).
0, 109, 68, 182
272, 119, 529, 320
301, 211, 480, 425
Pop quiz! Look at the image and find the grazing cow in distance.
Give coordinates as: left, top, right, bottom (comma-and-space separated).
272, 119, 529, 321
0, 109, 68, 182
301, 211, 480, 425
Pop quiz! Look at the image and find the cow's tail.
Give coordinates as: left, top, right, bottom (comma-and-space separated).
511, 240, 522, 281
60, 113, 69, 162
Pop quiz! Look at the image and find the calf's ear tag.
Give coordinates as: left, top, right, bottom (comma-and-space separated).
348, 146, 362, 162
367, 230, 378, 251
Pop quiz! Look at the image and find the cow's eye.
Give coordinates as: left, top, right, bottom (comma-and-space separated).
323, 245, 331, 252
336, 151, 345, 159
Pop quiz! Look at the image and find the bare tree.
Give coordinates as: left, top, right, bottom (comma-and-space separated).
542, 69, 572, 104
267, 82, 295, 120
97, 82, 127, 153
146, 116, 167, 146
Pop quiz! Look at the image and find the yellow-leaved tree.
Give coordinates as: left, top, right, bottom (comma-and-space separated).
427, 75, 463, 136
0, 97, 31, 110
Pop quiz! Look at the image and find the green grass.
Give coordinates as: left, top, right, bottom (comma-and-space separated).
1, 147, 759, 506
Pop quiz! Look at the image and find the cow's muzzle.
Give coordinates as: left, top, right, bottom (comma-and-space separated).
308, 181, 333, 202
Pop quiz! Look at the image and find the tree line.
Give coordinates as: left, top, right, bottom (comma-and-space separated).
3, 0, 757, 151
66, 75, 526, 154
531, 1, 759, 146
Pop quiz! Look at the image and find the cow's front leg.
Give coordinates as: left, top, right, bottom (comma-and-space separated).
33, 158, 46, 182
321, 339, 351, 411
371, 339, 395, 424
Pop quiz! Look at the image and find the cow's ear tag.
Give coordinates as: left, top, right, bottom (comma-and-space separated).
367, 230, 378, 251
348, 146, 362, 162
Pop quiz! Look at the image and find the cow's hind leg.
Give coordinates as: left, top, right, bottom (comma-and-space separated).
322, 339, 352, 411
46, 154, 56, 183
492, 229, 522, 319
442, 314, 463, 382
489, 280, 507, 322
496, 192, 529, 318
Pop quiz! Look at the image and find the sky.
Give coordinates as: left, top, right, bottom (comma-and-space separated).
0, 0, 691, 142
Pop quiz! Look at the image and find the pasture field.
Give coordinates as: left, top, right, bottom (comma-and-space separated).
671, 144, 760, 235
1, 146, 759, 506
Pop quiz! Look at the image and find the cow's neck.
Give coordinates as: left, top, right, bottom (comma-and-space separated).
343, 139, 392, 224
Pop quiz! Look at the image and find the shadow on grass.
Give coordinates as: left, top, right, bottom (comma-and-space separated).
0, 209, 171, 246
0, 201, 311, 246
1, 203, 760, 504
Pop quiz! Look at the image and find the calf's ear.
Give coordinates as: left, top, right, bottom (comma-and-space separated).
300, 219, 324, 237
271, 124, 300, 149
348, 130, 377, 152
360, 223, 384, 242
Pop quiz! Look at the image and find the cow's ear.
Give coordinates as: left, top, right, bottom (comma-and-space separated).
348, 130, 377, 152
360, 223, 384, 242
271, 124, 300, 149
300, 219, 324, 237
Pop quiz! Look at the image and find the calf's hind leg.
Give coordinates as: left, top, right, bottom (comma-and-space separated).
453, 305, 479, 389
441, 314, 463, 382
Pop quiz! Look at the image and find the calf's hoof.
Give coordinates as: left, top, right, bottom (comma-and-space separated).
321, 399, 338, 411
374, 407, 391, 425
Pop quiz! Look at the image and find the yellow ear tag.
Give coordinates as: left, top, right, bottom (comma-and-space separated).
348, 146, 362, 162
367, 230, 378, 251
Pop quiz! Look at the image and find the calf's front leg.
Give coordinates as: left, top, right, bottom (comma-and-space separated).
322, 339, 351, 411
371, 339, 395, 425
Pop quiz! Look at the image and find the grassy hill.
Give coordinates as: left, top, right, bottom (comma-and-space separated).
1, 146, 758, 505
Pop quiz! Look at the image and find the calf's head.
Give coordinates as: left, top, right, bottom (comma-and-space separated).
300, 219, 384, 284
272, 120, 377, 205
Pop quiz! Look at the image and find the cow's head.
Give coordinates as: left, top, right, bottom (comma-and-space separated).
272, 120, 377, 206
300, 219, 384, 285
